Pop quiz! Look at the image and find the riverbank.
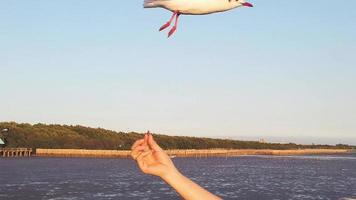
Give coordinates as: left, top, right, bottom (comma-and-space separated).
3, 122, 355, 152
35, 148, 352, 158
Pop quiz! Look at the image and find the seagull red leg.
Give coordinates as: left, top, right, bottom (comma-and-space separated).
168, 12, 180, 38
159, 11, 178, 31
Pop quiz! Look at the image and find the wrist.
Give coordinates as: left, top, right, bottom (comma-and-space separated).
160, 167, 182, 183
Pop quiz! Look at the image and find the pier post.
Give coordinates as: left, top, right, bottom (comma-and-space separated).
0, 148, 33, 158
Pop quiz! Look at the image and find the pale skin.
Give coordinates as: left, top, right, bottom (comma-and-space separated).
131, 132, 222, 200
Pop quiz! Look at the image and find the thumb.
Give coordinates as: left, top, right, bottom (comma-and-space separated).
148, 133, 162, 151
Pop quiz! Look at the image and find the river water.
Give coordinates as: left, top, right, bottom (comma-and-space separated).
0, 154, 355, 200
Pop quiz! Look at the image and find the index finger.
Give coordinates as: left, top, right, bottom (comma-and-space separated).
148, 134, 162, 151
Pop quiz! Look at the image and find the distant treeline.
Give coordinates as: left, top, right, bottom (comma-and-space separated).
0, 122, 354, 150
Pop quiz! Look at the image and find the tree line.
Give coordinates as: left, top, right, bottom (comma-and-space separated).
0, 122, 354, 150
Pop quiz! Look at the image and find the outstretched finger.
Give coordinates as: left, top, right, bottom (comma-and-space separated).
148, 133, 162, 151
131, 139, 145, 150
144, 132, 149, 144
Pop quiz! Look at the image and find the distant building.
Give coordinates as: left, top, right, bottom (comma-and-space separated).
259, 139, 266, 143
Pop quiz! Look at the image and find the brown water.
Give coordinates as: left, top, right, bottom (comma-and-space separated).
0, 154, 356, 200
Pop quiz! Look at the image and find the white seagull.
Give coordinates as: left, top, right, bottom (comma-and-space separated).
144, 0, 253, 37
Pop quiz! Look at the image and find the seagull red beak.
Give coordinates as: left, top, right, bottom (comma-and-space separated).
242, 2, 253, 7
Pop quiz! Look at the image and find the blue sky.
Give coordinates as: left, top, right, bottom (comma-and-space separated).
1, 0, 355, 145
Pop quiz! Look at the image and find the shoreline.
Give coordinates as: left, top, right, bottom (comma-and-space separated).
34, 148, 353, 158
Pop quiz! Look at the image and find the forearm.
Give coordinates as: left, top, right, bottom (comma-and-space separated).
161, 169, 222, 200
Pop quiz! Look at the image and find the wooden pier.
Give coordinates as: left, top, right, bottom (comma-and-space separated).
0, 148, 33, 157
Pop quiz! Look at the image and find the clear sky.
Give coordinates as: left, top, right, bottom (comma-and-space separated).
1, 0, 355, 145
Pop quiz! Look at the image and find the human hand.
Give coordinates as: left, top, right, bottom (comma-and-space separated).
131, 132, 222, 200
131, 132, 178, 179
